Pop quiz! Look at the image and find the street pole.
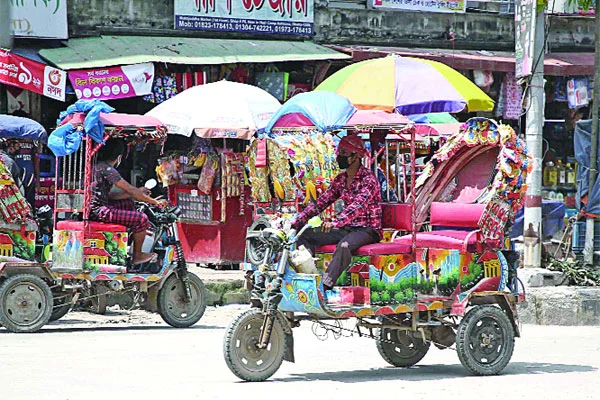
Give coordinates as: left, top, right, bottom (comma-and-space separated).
583, 10, 600, 265
523, 8, 545, 268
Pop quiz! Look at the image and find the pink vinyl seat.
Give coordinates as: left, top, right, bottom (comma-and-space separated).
315, 241, 412, 255
56, 220, 127, 232
315, 203, 413, 255
394, 202, 486, 253
394, 230, 480, 252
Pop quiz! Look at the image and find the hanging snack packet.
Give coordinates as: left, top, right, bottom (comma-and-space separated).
197, 154, 218, 194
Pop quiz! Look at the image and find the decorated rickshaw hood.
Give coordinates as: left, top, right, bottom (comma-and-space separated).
413, 118, 532, 224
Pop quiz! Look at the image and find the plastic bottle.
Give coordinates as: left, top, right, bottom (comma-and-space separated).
566, 163, 576, 188
557, 160, 566, 186
543, 161, 557, 187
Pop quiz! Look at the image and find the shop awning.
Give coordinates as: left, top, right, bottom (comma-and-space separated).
329, 45, 594, 77
39, 36, 351, 70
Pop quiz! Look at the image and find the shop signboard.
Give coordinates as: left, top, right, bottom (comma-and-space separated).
9, 0, 68, 39
515, 0, 536, 79
69, 63, 155, 101
0, 49, 66, 102
372, 0, 466, 13
174, 0, 314, 36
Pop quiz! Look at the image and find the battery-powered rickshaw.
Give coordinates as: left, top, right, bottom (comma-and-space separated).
48, 110, 207, 327
0, 114, 55, 333
224, 117, 531, 381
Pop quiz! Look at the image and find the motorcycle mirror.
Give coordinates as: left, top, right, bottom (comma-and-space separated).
145, 179, 158, 190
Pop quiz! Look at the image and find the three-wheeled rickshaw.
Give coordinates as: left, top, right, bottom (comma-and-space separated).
47, 109, 207, 327
0, 114, 56, 333
224, 113, 530, 381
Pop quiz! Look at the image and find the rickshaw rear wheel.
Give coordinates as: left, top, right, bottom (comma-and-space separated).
223, 308, 285, 382
157, 273, 207, 328
49, 292, 73, 322
376, 328, 430, 367
456, 305, 515, 375
0, 274, 53, 333
90, 284, 108, 315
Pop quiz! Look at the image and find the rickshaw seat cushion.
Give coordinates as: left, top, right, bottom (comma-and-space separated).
315, 242, 411, 255
56, 220, 127, 232
394, 230, 479, 252
381, 203, 412, 230
430, 202, 485, 228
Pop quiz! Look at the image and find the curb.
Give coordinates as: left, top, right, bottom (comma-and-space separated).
204, 279, 248, 306
518, 286, 600, 326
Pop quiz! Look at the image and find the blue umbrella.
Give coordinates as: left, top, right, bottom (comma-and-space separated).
264, 91, 356, 134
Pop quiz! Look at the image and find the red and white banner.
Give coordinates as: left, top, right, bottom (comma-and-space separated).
69, 63, 155, 101
0, 49, 66, 101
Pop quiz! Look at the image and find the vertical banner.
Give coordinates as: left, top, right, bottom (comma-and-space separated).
9, 0, 68, 39
69, 63, 155, 100
0, 49, 66, 101
515, 0, 537, 79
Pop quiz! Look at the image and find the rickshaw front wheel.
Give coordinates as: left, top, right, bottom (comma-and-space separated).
376, 328, 430, 367
0, 274, 53, 333
456, 305, 515, 375
223, 308, 285, 382
157, 273, 207, 328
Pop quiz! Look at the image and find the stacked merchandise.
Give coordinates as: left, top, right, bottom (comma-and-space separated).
0, 158, 31, 224
247, 133, 339, 205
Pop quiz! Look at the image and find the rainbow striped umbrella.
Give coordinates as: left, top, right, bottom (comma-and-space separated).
315, 56, 494, 115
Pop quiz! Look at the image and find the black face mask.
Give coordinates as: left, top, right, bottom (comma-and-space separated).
336, 154, 351, 169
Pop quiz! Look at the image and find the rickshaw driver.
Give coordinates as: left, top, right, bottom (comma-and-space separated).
291, 135, 382, 292
90, 139, 168, 265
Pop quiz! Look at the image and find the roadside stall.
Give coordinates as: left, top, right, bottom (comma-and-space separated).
146, 81, 281, 268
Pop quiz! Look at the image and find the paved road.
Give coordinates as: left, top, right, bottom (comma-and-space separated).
0, 305, 598, 400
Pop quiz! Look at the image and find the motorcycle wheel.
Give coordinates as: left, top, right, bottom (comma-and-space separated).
376, 328, 430, 367
223, 308, 285, 382
456, 305, 515, 375
0, 274, 53, 333
157, 273, 206, 328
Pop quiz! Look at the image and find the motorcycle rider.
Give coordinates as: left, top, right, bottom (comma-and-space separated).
291, 135, 382, 292
90, 138, 167, 265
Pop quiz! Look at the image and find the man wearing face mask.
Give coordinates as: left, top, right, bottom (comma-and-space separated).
90, 139, 167, 265
291, 135, 382, 292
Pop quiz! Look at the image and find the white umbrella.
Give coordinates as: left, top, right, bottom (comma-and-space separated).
146, 80, 282, 139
